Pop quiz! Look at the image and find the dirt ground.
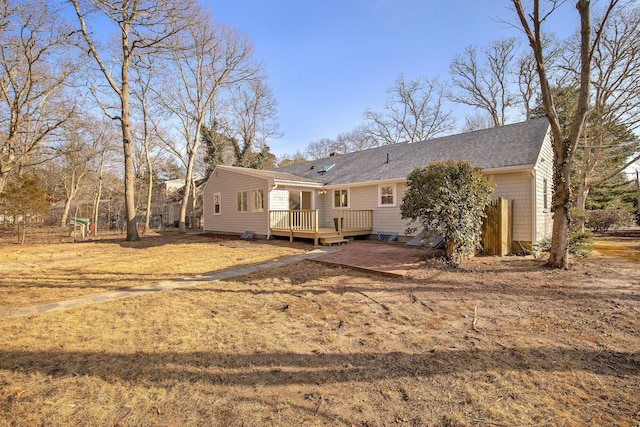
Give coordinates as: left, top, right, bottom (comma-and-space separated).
0, 230, 638, 426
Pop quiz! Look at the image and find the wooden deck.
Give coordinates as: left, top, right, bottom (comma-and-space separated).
269, 209, 373, 246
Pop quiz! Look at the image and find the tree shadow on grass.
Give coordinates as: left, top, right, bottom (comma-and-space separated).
0, 347, 637, 388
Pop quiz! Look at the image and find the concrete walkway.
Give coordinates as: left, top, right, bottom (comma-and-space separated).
4, 248, 336, 319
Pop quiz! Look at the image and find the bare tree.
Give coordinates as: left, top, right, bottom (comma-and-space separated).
54, 115, 108, 227
131, 56, 164, 233
223, 79, 281, 169
277, 151, 307, 167
0, 0, 77, 193
363, 74, 455, 144
511, 0, 620, 268
156, 8, 260, 232
337, 126, 378, 152
449, 38, 520, 127
517, 52, 540, 120
462, 111, 496, 132
69, 0, 192, 241
305, 138, 345, 160
573, 5, 640, 217
91, 126, 119, 237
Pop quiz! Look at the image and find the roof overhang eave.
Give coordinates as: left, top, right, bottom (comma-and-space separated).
483, 164, 535, 174
274, 179, 324, 188
320, 165, 535, 189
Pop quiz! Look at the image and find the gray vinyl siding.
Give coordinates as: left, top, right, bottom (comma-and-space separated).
318, 181, 411, 236
203, 168, 270, 236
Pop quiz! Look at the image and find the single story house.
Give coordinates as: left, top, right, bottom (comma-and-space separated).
202, 118, 554, 251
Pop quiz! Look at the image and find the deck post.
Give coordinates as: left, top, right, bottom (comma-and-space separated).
289, 210, 293, 242
337, 209, 342, 235
314, 209, 319, 246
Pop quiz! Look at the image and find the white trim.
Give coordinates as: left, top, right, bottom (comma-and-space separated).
236, 191, 248, 213
378, 183, 396, 207
531, 168, 537, 244
332, 188, 350, 209
213, 192, 221, 215
252, 189, 264, 212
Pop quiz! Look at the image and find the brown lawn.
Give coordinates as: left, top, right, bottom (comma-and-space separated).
0, 231, 638, 426
0, 230, 304, 314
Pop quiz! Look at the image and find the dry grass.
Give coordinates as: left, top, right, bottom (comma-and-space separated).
0, 233, 638, 426
0, 230, 304, 312
594, 236, 640, 262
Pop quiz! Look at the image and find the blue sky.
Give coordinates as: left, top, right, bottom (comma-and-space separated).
205, 1, 579, 157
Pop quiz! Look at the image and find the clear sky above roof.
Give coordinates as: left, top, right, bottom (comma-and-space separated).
205, 1, 580, 157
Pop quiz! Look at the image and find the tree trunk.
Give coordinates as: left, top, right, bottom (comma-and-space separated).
144, 171, 152, 234
547, 157, 573, 269
143, 137, 153, 234
60, 197, 72, 228
20, 223, 26, 245
179, 124, 202, 233
92, 150, 106, 238
0, 172, 7, 196
121, 28, 139, 242
575, 184, 590, 232
178, 175, 191, 233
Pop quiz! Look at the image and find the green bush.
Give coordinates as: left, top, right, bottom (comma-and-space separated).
401, 160, 494, 267
569, 231, 594, 258
586, 209, 635, 234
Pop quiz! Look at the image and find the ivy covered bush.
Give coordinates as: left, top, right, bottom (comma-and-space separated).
401, 160, 494, 267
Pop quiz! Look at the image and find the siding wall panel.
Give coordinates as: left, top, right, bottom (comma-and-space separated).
534, 134, 554, 242
490, 172, 532, 242
203, 169, 270, 235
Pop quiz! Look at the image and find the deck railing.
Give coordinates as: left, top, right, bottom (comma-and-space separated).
269, 209, 319, 231
335, 209, 374, 234
270, 209, 373, 232
270, 209, 373, 245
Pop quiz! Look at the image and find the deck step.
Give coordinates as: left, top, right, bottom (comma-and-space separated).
319, 236, 350, 246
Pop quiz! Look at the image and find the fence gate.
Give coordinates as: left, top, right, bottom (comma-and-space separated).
482, 197, 513, 256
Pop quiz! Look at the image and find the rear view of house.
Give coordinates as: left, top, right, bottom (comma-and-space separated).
203, 119, 554, 252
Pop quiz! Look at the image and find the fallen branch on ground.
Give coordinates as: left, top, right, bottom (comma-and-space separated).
356, 290, 390, 312
472, 305, 479, 331
409, 293, 434, 311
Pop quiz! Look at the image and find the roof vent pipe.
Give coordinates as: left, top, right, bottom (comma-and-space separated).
386, 153, 389, 164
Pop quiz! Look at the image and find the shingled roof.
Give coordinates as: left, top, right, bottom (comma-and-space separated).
215, 165, 323, 185
275, 118, 550, 186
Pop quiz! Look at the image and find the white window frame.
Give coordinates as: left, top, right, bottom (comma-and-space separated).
333, 189, 349, 209
236, 191, 248, 212
214, 192, 221, 215
378, 184, 396, 207
252, 189, 264, 212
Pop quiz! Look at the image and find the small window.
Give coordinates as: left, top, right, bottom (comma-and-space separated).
379, 184, 396, 207
236, 191, 248, 212
333, 189, 349, 208
214, 193, 221, 215
543, 179, 548, 210
252, 189, 264, 212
